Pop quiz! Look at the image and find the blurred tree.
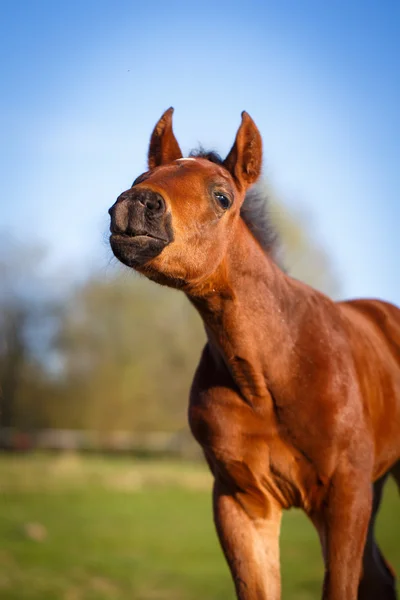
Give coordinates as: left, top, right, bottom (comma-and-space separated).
0, 239, 57, 431
0, 304, 28, 427
54, 273, 205, 431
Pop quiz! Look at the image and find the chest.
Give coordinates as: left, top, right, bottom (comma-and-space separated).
189, 380, 328, 512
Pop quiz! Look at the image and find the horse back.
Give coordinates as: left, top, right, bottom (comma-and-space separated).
338, 298, 400, 478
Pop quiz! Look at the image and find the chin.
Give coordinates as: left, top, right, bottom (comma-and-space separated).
109, 234, 168, 269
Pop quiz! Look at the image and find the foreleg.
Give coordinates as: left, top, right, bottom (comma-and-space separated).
213, 479, 282, 600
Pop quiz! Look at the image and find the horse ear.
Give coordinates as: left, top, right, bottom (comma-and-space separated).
148, 107, 183, 169
223, 112, 262, 189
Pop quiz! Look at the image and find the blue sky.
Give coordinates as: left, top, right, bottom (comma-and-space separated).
1, 1, 399, 303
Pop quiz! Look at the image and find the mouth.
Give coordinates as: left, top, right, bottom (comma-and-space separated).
110, 232, 168, 243
109, 232, 169, 268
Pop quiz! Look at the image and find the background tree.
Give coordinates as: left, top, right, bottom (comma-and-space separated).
0, 239, 58, 432
54, 273, 204, 431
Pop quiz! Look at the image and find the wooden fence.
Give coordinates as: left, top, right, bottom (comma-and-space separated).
0, 428, 202, 459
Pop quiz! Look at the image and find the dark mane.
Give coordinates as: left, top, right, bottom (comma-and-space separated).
189, 148, 281, 262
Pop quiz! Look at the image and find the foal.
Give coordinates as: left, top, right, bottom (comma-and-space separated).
109, 108, 400, 599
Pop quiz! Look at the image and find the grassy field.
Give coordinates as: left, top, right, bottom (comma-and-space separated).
0, 454, 398, 599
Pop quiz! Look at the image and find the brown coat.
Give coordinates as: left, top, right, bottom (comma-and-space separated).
109, 108, 400, 600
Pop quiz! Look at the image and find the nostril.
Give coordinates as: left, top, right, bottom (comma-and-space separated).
146, 197, 162, 212
136, 191, 165, 215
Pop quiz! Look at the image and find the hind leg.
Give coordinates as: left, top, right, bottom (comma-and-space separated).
391, 461, 400, 492
358, 474, 397, 599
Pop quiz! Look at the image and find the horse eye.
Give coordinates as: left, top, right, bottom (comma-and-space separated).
214, 192, 231, 210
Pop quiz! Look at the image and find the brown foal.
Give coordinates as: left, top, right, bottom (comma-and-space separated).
109, 108, 400, 599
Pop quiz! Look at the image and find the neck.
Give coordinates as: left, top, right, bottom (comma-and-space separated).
187, 220, 309, 405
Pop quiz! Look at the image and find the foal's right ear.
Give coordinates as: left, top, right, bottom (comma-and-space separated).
148, 107, 183, 170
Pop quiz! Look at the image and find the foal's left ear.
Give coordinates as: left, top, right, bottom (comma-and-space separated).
148, 107, 183, 170
223, 112, 262, 189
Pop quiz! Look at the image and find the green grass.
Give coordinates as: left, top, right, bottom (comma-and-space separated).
0, 454, 398, 599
